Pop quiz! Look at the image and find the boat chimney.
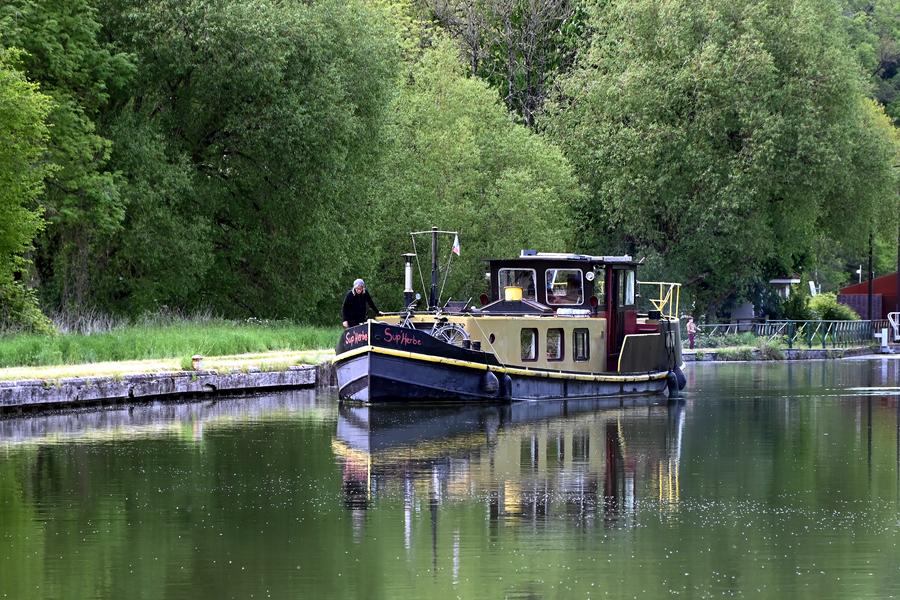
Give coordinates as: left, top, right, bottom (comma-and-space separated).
402, 253, 416, 307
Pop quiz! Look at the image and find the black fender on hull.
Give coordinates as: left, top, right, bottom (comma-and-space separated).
499, 373, 513, 401
481, 370, 500, 396
675, 366, 686, 390
666, 366, 687, 401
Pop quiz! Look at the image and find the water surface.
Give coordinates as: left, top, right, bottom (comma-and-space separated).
1, 359, 899, 599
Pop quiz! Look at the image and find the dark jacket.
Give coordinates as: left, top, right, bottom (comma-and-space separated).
342, 289, 379, 326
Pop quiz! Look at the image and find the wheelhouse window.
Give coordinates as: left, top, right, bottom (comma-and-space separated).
617, 269, 636, 307
592, 267, 605, 302
547, 328, 564, 361
573, 329, 589, 361
500, 268, 537, 301
521, 328, 538, 361
545, 269, 583, 305
625, 270, 635, 305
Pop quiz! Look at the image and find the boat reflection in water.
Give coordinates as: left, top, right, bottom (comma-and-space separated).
332, 396, 686, 542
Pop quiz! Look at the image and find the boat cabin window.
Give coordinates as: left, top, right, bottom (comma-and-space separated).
592, 268, 605, 301
617, 269, 636, 307
499, 268, 537, 301
573, 328, 589, 361
545, 268, 583, 305
521, 328, 538, 361
547, 328, 564, 361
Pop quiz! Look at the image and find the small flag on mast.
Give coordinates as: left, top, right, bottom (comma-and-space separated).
451, 234, 460, 256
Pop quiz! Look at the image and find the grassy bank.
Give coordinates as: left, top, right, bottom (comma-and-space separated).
0, 319, 340, 368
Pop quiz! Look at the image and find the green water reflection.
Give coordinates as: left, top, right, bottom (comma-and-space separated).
1, 359, 899, 599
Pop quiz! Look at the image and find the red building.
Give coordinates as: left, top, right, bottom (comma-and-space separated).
838, 272, 899, 319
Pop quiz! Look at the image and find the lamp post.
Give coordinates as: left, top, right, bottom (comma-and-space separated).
893, 162, 900, 330
868, 230, 873, 321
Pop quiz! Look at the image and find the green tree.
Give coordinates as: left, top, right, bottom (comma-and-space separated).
0, 49, 54, 333
0, 0, 134, 310
100, 0, 401, 322
546, 0, 900, 315
428, 0, 587, 127
842, 0, 900, 124
91, 113, 211, 314
369, 37, 581, 306
810, 98, 898, 293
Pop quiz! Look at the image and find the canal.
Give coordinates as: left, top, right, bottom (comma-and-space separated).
1, 359, 899, 599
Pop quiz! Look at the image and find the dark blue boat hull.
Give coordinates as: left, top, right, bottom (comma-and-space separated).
334, 323, 669, 403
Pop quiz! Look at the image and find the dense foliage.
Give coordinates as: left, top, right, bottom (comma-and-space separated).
842, 0, 900, 124
0, 0, 897, 330
102, 0, 401, 322
1, 0, 133, 311
425, 0, 586, 127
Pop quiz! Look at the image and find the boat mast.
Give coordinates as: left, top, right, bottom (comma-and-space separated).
430, 226, 438, 309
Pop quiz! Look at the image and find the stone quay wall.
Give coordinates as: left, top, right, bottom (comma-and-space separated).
0, 365, 323, 412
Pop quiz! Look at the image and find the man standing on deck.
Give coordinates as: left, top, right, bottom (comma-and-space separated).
342, 279, 381, 328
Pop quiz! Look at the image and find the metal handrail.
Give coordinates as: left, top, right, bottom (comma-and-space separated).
694, 319, 889, 349
638, 281, 681, 320
889, 312, 899, 342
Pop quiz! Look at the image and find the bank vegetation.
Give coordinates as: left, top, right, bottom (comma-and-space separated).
1, 0, 898, 337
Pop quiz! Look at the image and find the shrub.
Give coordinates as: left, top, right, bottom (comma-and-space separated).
808, 292, 859, 320
718, 347, 754, 360
756, 338, 785, 360
781, 286, 815, 321
0, 282, 55, 336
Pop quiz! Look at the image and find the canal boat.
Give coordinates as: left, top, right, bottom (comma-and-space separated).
334, 229, 686, 403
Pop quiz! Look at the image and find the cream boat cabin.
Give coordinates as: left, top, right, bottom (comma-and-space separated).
334, 242, 685, 403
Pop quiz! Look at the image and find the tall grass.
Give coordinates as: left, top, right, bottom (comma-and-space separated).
716, 346, 755, 361
0, 317, 341, 368
46, 306, 219, 335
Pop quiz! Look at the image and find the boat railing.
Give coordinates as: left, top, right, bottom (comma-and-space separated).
638, 281, 681, 320
695, 319, 890, 349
